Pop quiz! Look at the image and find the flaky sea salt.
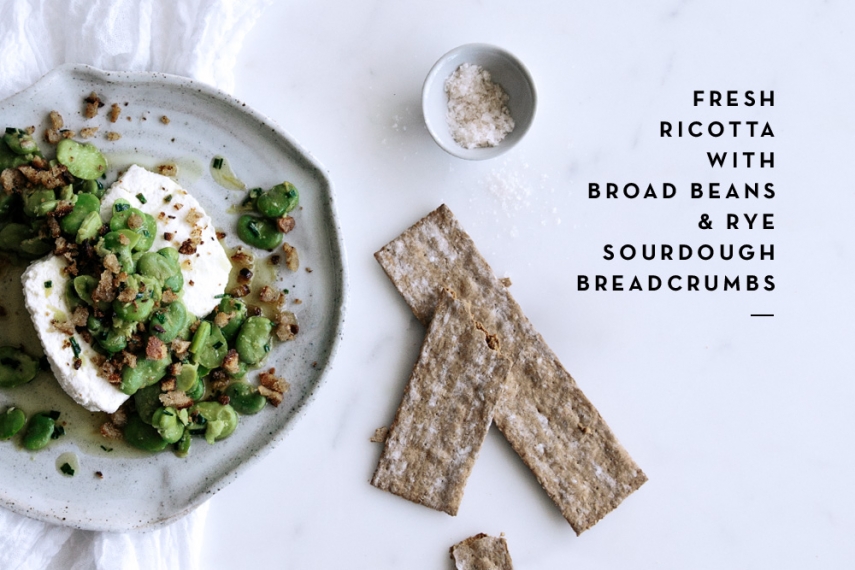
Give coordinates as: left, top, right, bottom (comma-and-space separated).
445, 63, 514, 149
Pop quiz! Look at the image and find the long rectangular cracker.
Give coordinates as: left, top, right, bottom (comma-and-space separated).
375, 204, 647, 534
450, 533, 514, 570
371, 288, 510, 515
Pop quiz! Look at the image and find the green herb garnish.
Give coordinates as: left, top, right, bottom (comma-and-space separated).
44, 280, 52, 288
60, 462, 74, 476
212, 157, 224, 170
136, 193, 147, 204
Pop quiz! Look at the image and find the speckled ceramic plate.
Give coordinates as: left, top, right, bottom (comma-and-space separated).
0, 64, 347, 531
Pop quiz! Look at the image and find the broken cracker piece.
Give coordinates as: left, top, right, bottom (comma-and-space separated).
371, 288, 510, 516
450, 533, 514, 570
369, 426, 388, 443
374, 204, 647, 534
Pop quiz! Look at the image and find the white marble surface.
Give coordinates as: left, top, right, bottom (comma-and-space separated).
200, 1, 855, 568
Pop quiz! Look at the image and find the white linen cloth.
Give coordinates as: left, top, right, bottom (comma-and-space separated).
0, 1, 271, 568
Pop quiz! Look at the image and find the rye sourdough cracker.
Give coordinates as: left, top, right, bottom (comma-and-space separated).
374, 204, 646, 534
450, 533, 514, 570
371, 288, 510, 515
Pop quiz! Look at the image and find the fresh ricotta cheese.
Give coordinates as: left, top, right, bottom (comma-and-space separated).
22, 165, 232, 413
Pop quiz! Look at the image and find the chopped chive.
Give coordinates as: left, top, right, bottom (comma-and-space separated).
263, 344, 270, 353
69, 337, 81, 358
155, 313, 166, 323
52, 425, 65, 439
44, 280, 52, 288
212, 341, 223, 350
100, 445, 113, 452
283, 288, 289, 294
114, 203, 130, 212
47, 410, 61, 420
142, 229, 150, 237
247, 220, 261, 237
163, 410, 174, 417
213, 294, 226, 299
60, 463, 75, 476
136, 193, 147, 204
212, 157, 224, 169
5, 127, 16, 134
164, 194, 173, 203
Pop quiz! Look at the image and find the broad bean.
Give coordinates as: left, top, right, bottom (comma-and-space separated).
119, 354, 170, 395
255, 182, 299, 219
124, 414, 168, 452
149, 300, 188, 343
0, 346, 39, 388
225, 382, 266, 415
22, 412, 56, 451
0, 407, 26, 440
189, 402, 238, 444
236, 215, 282, 250
235, 316, 273, 365
152, 407, 185, 444
56, 138, 107, 180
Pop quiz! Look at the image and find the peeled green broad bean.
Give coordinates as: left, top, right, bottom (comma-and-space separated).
22, 188, 56, 218
0, 223, 31, 252
236, 215, 282, 250
152, 407, 185, 444
60, 192, 100, 236
185, 377, 205, 401
0, 407, 26, 440
189, 321, 211, 356
138, 248, 183, 292
0, 138, 31, 170
225, 382, 267, 415
134, 383, 165, 425
76, 178, 105, 199
174, 429, 191, 457
22, 412, 56, 451
56, 138, 107, 180
0, 193, 18, 216
255, 182, 299, 219
235, 316, 273, 365
190, 402, 238, 444
124, 413, 168, 452
175, 362, 198, 392
149, 300, 188, 343
119, 354, 170, 395
0, 346, 39, 388
112, 275, 161, 322
194, 325, 228, 370
18, 236, 51, 258
75, 210, 102, 244
3, 129, 40, 156
110, 202, 156, 252
73, 274, 110, 311
97, 327, 128, 354
216, 297, 247, 341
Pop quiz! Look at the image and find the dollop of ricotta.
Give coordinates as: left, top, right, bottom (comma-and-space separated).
22, 165, 231, 413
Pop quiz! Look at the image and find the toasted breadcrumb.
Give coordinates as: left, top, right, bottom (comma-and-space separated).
160, 115, 171, 125
60, 129, 75, 139
159, 390, 194, 409
222, 349, 241, 375
44, 129, 62, 144
160, 377, 176, 391
274, 310, 299, 341
282, 242, 299, 271
145, 336, 168, 360
79, 126, 99, 139
49, 110, 64, 130
106, 132, 121, 141
276, 216, 295, 234
84, 92, 103, 118
109, 103, 121, 123
100, 422, 123, 440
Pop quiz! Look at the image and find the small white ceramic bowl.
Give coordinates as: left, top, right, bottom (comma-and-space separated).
422, 43, 536, 160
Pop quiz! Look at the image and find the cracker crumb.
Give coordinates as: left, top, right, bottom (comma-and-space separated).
79, 126, 99, 139
160, 115, 171, 125
108, 103, 121, 123
84, 92, 104, 118
282, 242, 299, 271
105, 132, 122, 141
370, 427, 389, 443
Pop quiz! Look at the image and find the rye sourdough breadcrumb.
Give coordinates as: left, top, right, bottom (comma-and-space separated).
370, 288, 511, 516
445, 63, 514, 149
